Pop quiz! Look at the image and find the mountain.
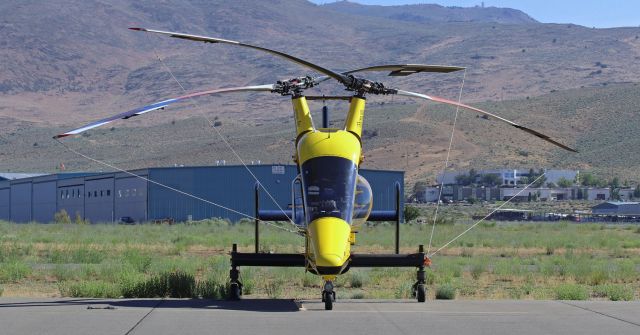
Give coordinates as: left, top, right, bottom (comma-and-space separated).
321, 1, 537, 24
1, 0, 640, 184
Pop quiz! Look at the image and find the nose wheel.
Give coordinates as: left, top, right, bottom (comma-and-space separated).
321, 280, 336, 310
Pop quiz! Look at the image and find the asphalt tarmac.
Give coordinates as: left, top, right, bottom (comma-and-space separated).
0, 298, 638, 335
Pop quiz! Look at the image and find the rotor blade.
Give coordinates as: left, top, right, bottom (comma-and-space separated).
346, 64, 465, 76
313, 64, 465, 85
54, 85, 274, 139
129, 28, 351, 85
395, 90, 578, 153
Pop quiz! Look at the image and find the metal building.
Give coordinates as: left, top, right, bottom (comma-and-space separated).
0, 165, 404, 224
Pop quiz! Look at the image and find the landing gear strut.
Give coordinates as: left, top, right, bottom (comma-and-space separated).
229, 244, 243, 300
412, 245, 428, 303
321, 280, 336, 310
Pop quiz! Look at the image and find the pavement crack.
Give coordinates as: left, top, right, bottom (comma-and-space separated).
124, 299, 165, 335
558, 301, 640, 328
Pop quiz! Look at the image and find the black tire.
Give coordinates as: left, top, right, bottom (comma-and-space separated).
324, 291, 333, 310
417, 284, 426, 303
229, 283, 241, 300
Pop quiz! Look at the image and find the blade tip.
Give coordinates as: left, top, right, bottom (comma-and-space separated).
128, 27, 145, 31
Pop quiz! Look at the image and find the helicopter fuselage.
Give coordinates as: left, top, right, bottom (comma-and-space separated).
292, 95, 368, 277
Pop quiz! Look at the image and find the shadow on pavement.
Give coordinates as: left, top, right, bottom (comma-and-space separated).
0, 298, 300, 312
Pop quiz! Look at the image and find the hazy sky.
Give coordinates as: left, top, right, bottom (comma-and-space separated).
312, 1, 640, 28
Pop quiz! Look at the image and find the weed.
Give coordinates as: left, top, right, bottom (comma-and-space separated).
555, 284, 588, 300
435, 284, 456, 300
350, 271, 369, 288
302, 273, 317, 288
0, 261, 31, 282
121, 271, 195, 298
594, 284, 634, 301
59, 281, 120, 298
394, 282, 413, 299
194, 279, 226, 299
0, 285, 3, 296
350, 292, 365, 299
264, 279, 284, 299
471, 264, 485, 280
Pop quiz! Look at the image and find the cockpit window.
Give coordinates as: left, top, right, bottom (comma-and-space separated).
301, 156, 357, 223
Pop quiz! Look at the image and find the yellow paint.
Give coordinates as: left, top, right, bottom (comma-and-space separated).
292, 96, 314, 138
308, 217, 351, 268
349, 232, 356, 245
344, 96, 366, 138
297, 129, 361, 165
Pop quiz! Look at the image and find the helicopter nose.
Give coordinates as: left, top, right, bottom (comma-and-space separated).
308, 217, 351, 269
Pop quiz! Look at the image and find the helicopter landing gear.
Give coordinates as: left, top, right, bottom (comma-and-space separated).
412, 246, 429, 303
229, 245, 243, 300
321, 278, 336, 310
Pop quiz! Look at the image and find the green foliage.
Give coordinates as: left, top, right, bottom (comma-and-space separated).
594, 284, 634, 301
121, 271, 196, 298
471, 264, 485, 280
59, 281, 121, 298
435, 284, 456, 300
404, 206, 421, 222
555, 284, 588, 300
349, 271, 369, 288
0, 261, 32, 282
264, 279, 284, 299
350, 291, 365, 299
54, 209, 71, 224
0, 285, 3, 296
557, 177, 573, 188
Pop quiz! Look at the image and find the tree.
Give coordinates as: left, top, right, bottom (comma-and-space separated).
557, 177, 573, 188
412, 181, 428, 200
404, 206, 421, 223
481, 173, 502, 187
609, 177, 620, 189
580, 172, 600, 187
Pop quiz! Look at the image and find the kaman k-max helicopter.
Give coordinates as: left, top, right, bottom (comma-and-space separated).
55, 28, 577, 310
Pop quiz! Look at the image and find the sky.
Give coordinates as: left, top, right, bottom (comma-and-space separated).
311, 1, 640, 28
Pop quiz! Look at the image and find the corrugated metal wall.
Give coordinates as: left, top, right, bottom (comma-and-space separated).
0, 182, 10, 221
148, 165, 403, 223
85, 177, 115, 223
57, 177, 86, 220
32, 180, 57, 223
114, 174, 148, 222
0, 165, 403, 224
10, 182, 31, 222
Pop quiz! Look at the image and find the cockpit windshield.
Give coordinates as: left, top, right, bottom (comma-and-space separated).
301, 156, 358, 223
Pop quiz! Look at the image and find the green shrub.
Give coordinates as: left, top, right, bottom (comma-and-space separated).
54, 209, 71, 224
471, 264, 485, 280
436, 284, 456, 300
594, 284, 634, 301
121, 271, 195, 298
404, 206, 421, 222
555, 284, 588, 300
350, 271, 369, 288
194, 279, 226, 299
264, 279, 284, 299
59, 281, 120, 298
350, 292, 365, 299
394, 282, 413, 299
0, 285, 4, 296
0, 261, 31, 282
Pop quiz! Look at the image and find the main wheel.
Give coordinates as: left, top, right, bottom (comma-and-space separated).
229, 283, 241, 300
324, 291, 333, 310
417, 284, 426, 302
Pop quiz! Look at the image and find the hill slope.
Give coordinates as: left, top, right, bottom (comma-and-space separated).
322, 1, 537, 24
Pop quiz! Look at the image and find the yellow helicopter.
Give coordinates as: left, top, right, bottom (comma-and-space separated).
55, 28, 577, 310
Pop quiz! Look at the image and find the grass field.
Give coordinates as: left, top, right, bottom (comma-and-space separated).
0, 219, 638, 301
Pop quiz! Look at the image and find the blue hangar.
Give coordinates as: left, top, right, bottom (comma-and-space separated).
0, 165, 404, 223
